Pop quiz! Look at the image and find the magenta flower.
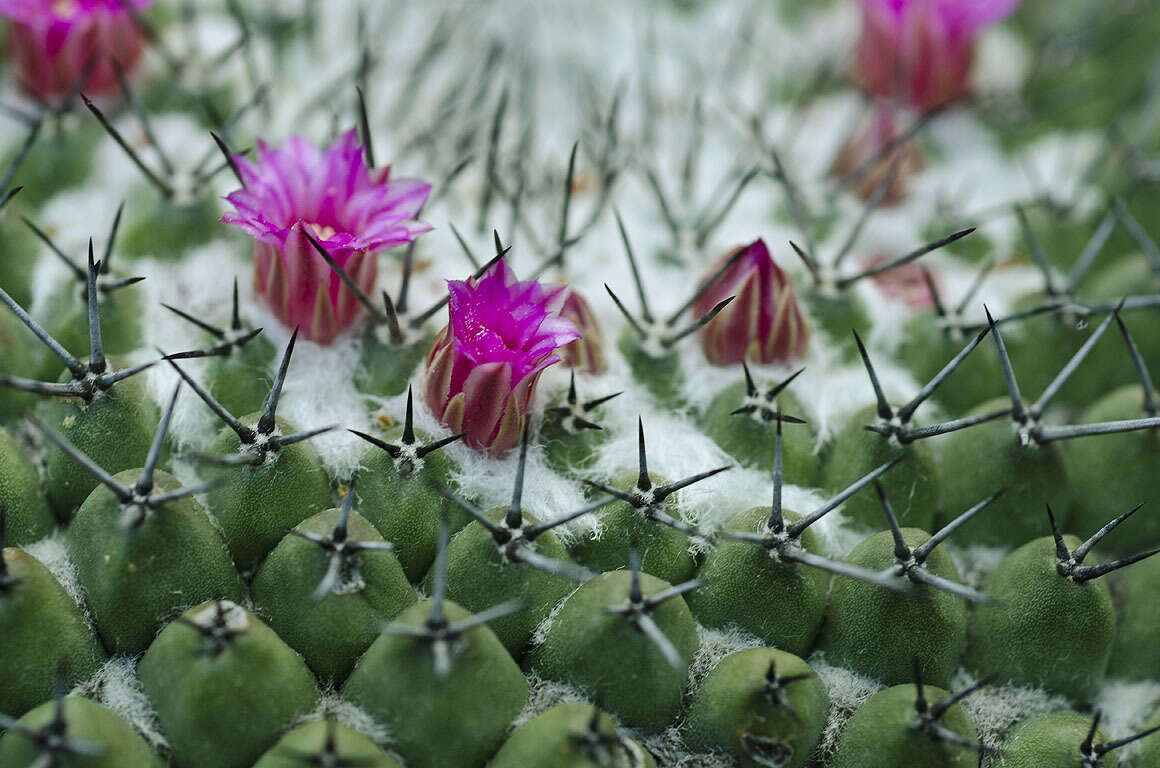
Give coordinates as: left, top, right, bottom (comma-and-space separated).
854, 0, 1020, 112
695, 240, 809, 366
0, 0, 154, 102
557, 289, 607, 375
222, 129, 431, 345
424, 258, 579, 456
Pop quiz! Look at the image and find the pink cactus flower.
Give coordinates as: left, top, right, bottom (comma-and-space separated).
695, 240, 809, 366
0, 0, 155, 102
558, 288, 607, 375
424, 258, 579, 456
854, 0, 1020, 113
222, 129, 431, 345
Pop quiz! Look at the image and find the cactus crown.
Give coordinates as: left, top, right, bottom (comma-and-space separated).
30, 384, 218, 529
380, 517, 521, 679
436, 426, 609, 582
605, 543, 703, 669
1078, 710, 1160, 767
162, 278, 265, 361
874, 480, 999, 602
909, 659, 994, 756
1046, 504, 1160, 584
348, 387, 463, 477
291, 474, 400, 601
0, 247, 154, 402
544, 371, 622, 434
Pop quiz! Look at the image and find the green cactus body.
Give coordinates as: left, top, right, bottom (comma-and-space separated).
40, 369, 160, 520
935, 398, 1070, 546
1136, 708, 1160, 768
1062, 385, 1160, 549
530, 569, 699, 731
821, 406, 938, 531
1, 126, 96, 208
139, 600, 320, 768
343, 600, 529, 768
801, 288, 868, 357
252, 720, 402, 768
818, 528, 967, 688
251, 506, 415, 681
66, 468, 243, 655
686, 507, 829, 656
0, 216, 39, 309
1108, 554, 1160, 680
352, 432, 465, 581
204, 335, 277, 417
830, 684, 978, 768
702, 381, 817, 484
617, 327, 682, 407
997, 712, 1115, 768
42, 283, 145, 373
570, 472, 697, 583
120, 193, 222, 260
430, 506, 576, 657
0, 309, 42, 423
355, 331, 431, 398
0, 427, 54, 545
489, 702, 657, 768
1002, 298, 1082, 406
964, 535, 1115, 701
203, 415, 333, 571
897, 314, 1003, 415
0, 548, 104, 717
541, 413, 609, 476
685, 648, 829, 768
0, 696, 165, 768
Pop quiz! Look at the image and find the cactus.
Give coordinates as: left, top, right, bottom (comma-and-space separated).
4, 1, 1160, 765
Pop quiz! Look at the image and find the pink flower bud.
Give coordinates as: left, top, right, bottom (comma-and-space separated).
222, 129, 431, 345
0, 0, 155, 103
854, 0, 1020, 113
864, 252, 939, 309
695, 240, 809, 366
424, 259, 580, 457
558, 289, 607, 375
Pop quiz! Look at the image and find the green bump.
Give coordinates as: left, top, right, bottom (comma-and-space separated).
67, 468, 243, 655
252, 501, 415, 682
139, 600, 320, 768
687, 507, 829, 656
686, 648, 829, 768
343, 600, 528, 768
252, 719, 402, 768
0, 427, 54, 546
490, 702, 656, 768
830, 682, 980, 768
0, 696, 164, 768
531, 567, 699, 732
997, 711, 1116, 768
